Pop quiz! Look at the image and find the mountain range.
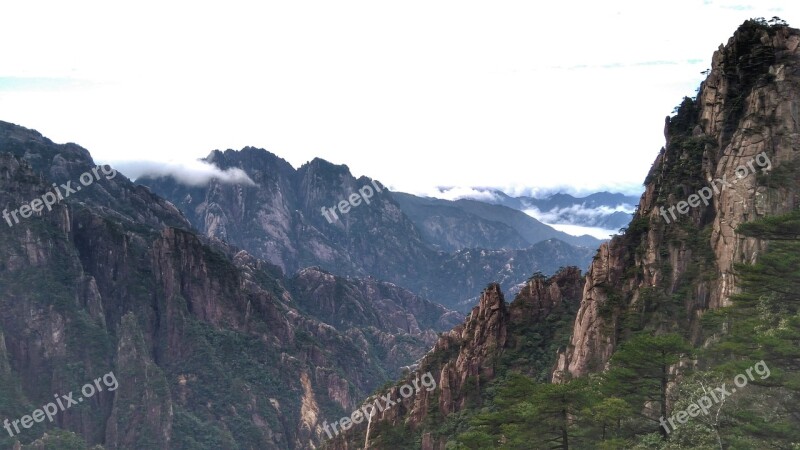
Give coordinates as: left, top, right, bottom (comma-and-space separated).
324, 19, 800, 449
2, 17, 799, 450
135, 151, 599, 311
486, 190, 639, 232
0, 123, 464, 449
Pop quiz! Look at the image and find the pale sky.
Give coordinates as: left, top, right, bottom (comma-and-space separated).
1, 1, 796, 198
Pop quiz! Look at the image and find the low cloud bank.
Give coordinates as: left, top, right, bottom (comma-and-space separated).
113, 159, 256, 186
418, 184, 644, 200
538, 222, 619, 240
401, 186, 503, 202
524, 203, 635, 226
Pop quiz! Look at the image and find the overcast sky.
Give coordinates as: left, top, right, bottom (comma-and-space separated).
1, 0, 797, 198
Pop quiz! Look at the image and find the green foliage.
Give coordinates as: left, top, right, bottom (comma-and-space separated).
501, 287, 581, 380
461, 376, 483, 409
449, 332, 691, 447
669, 136, 715, 194
171, 408, 239, 450
585, 397, 633, 442
20, 429, 95, 450
756, 159, 800, 190
201, 245, 240, 284
414, 210, 800, 448
720, 19, 781, 142
604, 333, 692, 438
597, 283, 625, 319
374, 421, 417, 448
668, 97, 700, 136
736, 208, 800, 241
527, 271, 546, 282
692, 209, 800, 447
620, 216, 650, 239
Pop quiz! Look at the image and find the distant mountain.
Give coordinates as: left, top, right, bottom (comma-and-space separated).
452, 189, 640, 232
391, 192, 602, 250
137, 149, 596, 311
436, 239, 594, 310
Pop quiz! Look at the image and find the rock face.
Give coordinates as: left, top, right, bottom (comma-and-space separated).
553, 21, 800, 381
0, 122, 457, 449
138, 151, 595, 311
320, 21, 800, 449
290, 267, 464, 374
323, 267, 585, 449
390, 192, 602, 251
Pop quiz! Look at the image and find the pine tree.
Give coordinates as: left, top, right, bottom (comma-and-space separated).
603, 332, 692, 439
702, 209, 800, 446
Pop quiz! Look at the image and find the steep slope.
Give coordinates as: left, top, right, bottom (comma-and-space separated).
138, 150, 439, 281
320, 20, 800, 449
289, 267, 464, 371
390, 192, 602, 250
436, 239, 593, 311
0, 122, 457, 449
322, 268, 585, 449
138, 151, 595, 311
554, 20, 800, 380
388, 194, 531, 251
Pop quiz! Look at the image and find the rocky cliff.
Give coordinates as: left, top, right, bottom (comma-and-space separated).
0, 122, 457, 449
319, 20, 800, 449
323, 267, 584, 449
138, 150, 594, 311
390, 192, 602, 250
553, 20, 800, 380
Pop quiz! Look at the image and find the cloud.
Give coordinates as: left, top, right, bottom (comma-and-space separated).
720, 4, 755, 11
522, 205, 631, 239
554, 59, 687, 70
522, 203, 636, 234
397, 183, 647, 203
544, 223, 620, 240
0, 77, 92, 92
524, 203, 636, 224
403, 186, 503, 202
112, 159, 256, 186
4, 1, 799, 200
486, 181, 647, 199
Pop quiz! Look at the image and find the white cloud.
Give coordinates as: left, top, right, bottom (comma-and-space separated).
1, 0, 798, 196
544, 223, 620, 240
113, 159, 256, 187
523, 204, 636, 225
402, 186, 502, 202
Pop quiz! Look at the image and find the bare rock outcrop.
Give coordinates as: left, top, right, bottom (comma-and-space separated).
554, 22, 800, 381
323, 268, 585, 449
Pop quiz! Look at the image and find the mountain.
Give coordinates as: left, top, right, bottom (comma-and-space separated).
321, 19, 800, 449
390, 192, 602, 250
137, 151, 595, 311
517, 192, 638, 231
552, 19, 799, 379
0, 121, 460, 449
436, 240, 593, 311
467, 189, 640, 233
323, 268, 585, 449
